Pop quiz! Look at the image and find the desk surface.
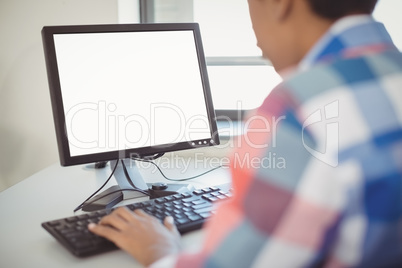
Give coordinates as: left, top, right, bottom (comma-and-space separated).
0, 154, 230, 267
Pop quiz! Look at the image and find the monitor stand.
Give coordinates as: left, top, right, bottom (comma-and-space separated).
81, 159, 194, 212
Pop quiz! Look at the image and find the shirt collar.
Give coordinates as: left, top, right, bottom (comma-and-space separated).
297, 15, 396, 72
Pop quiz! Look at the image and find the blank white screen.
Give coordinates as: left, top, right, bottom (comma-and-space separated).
54, 30, 212, 156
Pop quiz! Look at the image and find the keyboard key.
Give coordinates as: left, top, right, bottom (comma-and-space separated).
176, 218, 190, 225
201, 188, 213, 194
48, 220, 62, 226
193, 203, 212, 210
181, 192, 192, 198
194, 206, 214, 214
199, 212, 211, 218
192, 200, 206, 205
193, 189, 204, 195
65, 217, 78, 223
188, 215, 202, 221
206, 196, 218, 202
164, 196, 175, 202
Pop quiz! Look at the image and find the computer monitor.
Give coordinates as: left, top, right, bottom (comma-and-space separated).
42, 23, 220, 211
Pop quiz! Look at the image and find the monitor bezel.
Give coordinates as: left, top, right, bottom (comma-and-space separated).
42, 23, 220, 166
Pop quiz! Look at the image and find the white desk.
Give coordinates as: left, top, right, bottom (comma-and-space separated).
0, 151, 231, 267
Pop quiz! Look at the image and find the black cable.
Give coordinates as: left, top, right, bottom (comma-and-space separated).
73, 159, 120, 213
132, 157, 227, 182
121, 160, 137, 189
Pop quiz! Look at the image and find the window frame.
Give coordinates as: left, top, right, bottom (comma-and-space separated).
139, 0, 276, 121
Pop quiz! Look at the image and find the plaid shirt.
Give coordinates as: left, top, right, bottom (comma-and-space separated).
152, 15, 402, 268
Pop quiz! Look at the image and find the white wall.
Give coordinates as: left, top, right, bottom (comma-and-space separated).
0, 0, 119, 191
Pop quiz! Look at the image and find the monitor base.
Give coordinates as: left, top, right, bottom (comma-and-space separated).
81, 185, 124, 212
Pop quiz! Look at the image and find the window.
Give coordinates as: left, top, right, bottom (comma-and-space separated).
120, 0, 402, 118
140, 0, 282, 117
373, 0, 402, 50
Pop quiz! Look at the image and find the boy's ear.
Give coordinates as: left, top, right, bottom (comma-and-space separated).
272, 0, 294, 21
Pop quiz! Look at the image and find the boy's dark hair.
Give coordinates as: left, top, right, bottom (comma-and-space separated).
306, 0, 378, 19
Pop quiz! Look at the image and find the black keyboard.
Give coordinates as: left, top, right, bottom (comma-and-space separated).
42, 185, 232, 257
